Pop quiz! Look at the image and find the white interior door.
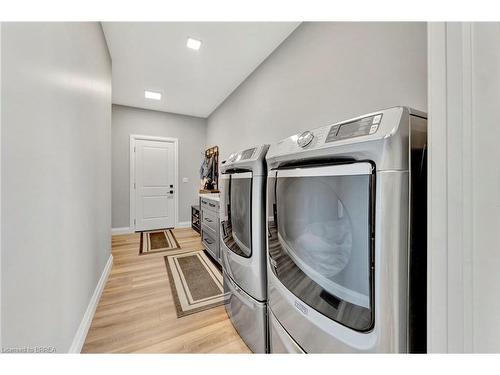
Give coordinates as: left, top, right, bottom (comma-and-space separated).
134, 139, 175, 231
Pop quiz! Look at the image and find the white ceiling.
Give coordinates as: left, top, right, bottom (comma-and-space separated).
102, 22, 300, 118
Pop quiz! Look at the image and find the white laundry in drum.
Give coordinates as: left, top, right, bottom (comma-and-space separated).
276, 175, 370, 308
293, 218, 353, 277
279, 226, 369, 309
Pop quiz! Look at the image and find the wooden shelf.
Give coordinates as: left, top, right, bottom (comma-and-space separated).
191, 205, 201, 234
199, 189, 220, 194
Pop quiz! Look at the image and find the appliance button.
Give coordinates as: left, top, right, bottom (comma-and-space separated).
297, 131, 314, 148
369, 125, 379, 134
372, 114, 382, 124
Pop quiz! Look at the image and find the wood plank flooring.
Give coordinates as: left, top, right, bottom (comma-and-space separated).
82, 228, 251, 353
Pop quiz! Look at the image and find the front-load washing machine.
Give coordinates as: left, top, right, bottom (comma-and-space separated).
266, 107, 427, 353
220, 144, 270, 353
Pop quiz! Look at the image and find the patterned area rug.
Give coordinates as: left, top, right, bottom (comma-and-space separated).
164, 250, 225, 318
140, 229, 180, 255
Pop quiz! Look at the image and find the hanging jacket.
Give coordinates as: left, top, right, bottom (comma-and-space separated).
200, 154, 214, 179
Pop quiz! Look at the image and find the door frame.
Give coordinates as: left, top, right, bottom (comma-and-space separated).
129, 134, 179, 231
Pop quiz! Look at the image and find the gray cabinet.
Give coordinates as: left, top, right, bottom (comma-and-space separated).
200, 196, 220, 264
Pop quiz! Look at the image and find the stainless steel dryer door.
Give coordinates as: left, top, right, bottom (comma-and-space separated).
221, 170, 267, 300
268, 162, 375, 332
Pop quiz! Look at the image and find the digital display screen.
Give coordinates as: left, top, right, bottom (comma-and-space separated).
337, 120, 371, 138
325, 125, 340, 143
325, 115, 378, 143
240, 148, 256, 160
337, 121, 362, 137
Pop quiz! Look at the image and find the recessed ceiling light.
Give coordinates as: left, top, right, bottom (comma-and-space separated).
186, 37, 202, 51
144, 90, 162, 100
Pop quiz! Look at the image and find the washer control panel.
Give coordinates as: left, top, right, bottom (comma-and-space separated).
222, 144, 270, 175
226, 146, 259, 164
240, 147, 256, 160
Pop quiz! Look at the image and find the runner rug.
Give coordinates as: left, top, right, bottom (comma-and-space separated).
164, 250, 225, 318
140, 229, 180, 255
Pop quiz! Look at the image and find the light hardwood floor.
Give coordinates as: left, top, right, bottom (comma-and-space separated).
82, 228, 251, 353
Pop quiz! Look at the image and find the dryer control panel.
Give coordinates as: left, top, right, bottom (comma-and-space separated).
266, 107, 406, 160
325, 114, 382, 142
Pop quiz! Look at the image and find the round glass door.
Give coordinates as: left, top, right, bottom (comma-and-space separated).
221, 172, 252, 258
268, 162, 375, 331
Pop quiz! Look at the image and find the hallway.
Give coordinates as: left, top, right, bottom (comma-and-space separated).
82, 229, 250, 353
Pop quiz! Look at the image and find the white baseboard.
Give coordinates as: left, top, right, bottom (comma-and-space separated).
111, 226, 134, 235
176, 221, 191, 228
68, 254, 113, 353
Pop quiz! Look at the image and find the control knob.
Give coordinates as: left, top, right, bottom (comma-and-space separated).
297, 131, 314, 148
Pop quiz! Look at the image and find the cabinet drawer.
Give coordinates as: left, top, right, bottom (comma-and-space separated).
201, 198, 219, 212
202, 229, 219, 261
201, 209, 218, 233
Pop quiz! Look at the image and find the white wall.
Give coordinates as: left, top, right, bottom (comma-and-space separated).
1, 23, 112, 352
112, 104, 206, 228
428, 22, 500, 353
206, 22, 427, 159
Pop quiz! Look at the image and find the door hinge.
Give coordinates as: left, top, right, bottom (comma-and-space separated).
134, 182, 136, 189
134, 146, 136, 152
134, 219, 136, 225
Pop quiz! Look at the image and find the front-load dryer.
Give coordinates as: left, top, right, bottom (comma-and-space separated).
220, 144, 270, 353
266, 107, 427, 353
